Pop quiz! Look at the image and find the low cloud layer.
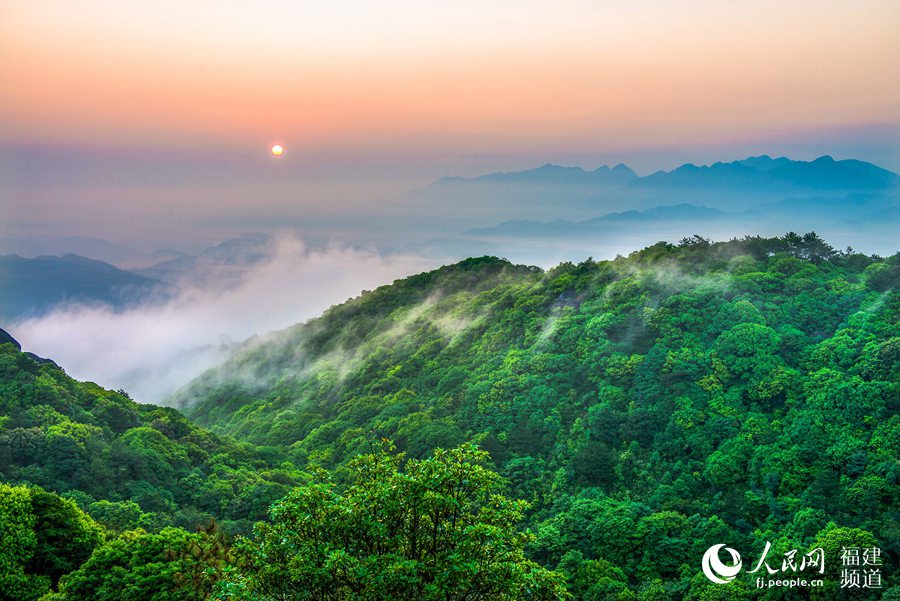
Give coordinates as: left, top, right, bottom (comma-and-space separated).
10, 236, 431, 404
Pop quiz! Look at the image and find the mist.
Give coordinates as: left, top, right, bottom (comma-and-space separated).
9, 235, 432, 404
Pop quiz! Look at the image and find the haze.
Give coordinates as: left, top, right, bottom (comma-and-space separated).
3, 0, 899, 246
1, 1, 898, 402
10, 237, 431, 403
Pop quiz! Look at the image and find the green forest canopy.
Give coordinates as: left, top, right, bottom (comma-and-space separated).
1, 232, 897, 600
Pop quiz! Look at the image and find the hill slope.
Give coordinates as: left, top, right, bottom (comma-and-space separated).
175, 234, 898, 597
0, 329, 299, 534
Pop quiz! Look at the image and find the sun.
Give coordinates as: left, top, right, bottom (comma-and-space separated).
270, 144, 284, 156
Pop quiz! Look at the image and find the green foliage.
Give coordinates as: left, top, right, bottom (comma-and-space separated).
220, 441, 567, 600
0, 345, 301, 534
0, 484, 102, 601
27, 489, 104, 589
174, 234, 897, 599
53, 523, 232, 601
2, 233, 897, 600
0, 483, 47, 601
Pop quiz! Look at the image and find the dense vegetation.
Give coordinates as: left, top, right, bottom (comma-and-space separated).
179, 233, 898, 599
1, 233, 897, 599
219, 441, 565, 601
0, 332, 301, 536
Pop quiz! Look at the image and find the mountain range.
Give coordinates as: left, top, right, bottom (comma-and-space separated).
442, 162, 638, 185
636, 155, 897, 191
0, 254, 175, 323
0, 235, 281, 323
465, 204, 743, 238
5, 155, 897, 321
409, 155, 899, 262
0, 236, 187, 269
417, 155, 898, 219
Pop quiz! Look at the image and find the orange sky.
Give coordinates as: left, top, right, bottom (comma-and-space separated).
3, 0, 898, 159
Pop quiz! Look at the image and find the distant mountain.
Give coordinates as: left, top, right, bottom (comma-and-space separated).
136, 233, 275, 286
0, 254, 175, 323
442, 162, 638, 185
426, 189, 898, 263
0, 236, 186, 269
734, 155, 794, 172
589, 155, 898, 213
770, 157, 898, 189
413, 156, 899, 222
409, 163, 641, 222
637, 155, 898, 191
465, 204, 741, 238
585, 203, 728, 223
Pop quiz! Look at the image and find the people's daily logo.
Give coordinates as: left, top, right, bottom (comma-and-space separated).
701, 543, 884, 590
702, 544, 742, 584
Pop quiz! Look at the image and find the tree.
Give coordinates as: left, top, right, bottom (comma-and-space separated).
27, 489, 103, 589
218, 441, 568, 600
0, 484, 103, 601
0, 483, 47, 601
53, 526, 230, 601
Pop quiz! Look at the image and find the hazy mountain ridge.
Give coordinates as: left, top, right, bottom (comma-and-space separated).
0, 234, 281, 323
462, 193, 898, 242
412, 162, 643, 222
637, 155, 898, 190
409, 156, 899, 261
428, 155, 897, 197
0, 254, 175, 323
0, 236, 187, 270
438, 162, 638, 185
134, 232, 275, 286
465, 203, 744, 238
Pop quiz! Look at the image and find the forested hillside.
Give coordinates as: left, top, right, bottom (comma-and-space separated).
0, 332, 301, 535
1, 233, 897, 600
178, 233, 898, 599
0, 341, 556, 600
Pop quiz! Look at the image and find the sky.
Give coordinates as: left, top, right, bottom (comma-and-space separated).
2, 0, 898, 403
1, 0, 899, 246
